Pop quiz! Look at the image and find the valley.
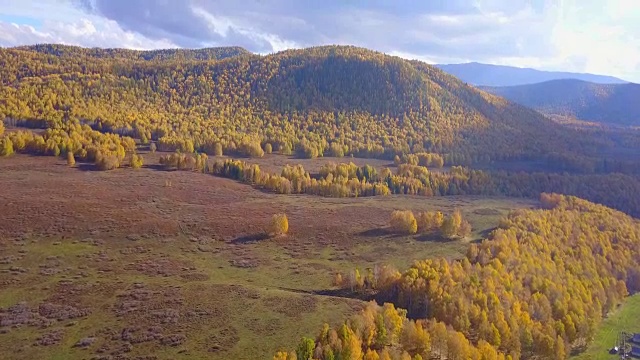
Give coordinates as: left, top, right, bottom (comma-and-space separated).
1, 44, 640, 360
0, 154, 530, 359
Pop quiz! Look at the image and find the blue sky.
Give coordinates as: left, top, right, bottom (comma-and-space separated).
0, 0, 639, 82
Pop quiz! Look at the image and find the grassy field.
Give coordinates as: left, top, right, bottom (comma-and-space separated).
0, 154, 535, 359
571, 294, 640, 360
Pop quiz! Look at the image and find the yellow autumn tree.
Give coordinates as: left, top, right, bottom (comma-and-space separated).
440, 210, 470, 239
417, 211, 444, 233
390, 210, 417, 235
269, 213, 289, 236
1, 137, 15, 156
67, 151, 76, 166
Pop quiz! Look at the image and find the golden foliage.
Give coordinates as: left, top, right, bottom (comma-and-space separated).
416, 211, 443, 233
0, 43, 619, 170
129, 154, 144, 169
0, 137, 14, 156
390, 210, 417, 235
386, 195, 640, 359
66, 151, 75, 166
269, 213, 289, 236
281, 302, 504, 359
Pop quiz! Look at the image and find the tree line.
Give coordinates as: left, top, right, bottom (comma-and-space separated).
164, 157, 640, 217
389, 209, 471, 238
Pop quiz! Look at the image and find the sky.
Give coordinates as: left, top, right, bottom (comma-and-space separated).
0, 0, 639, 82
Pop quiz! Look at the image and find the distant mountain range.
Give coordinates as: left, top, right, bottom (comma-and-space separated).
482, 79, 640, 126
436, 62, 628, 87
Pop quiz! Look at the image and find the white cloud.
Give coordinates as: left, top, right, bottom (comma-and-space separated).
0, 16, 176, 49
191, 6, 298, 52
0, 0, 639, 81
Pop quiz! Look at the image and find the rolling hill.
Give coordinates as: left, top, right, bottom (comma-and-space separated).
482, 79, 640, 126
436, 62, 628, 86
0, 45, 604, 163
14, 43, 252, 61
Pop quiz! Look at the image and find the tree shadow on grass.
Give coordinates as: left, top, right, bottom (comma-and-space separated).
415, 232, 456, 243
230, 233, 270, 244
358, 228, 406, 239
277, 286, 376, 301
146, 164, 177, 172
357, 228, 392, 237
478, 226, 497, 239
75, 163, 101, 172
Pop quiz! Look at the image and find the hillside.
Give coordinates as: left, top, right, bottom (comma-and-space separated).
0, 45, 605, 164
436, 62, 628, 86
284, 194, 640, 359
482, 79, 640, 126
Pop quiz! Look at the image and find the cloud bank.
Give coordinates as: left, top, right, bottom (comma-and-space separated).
0, 0, 638, 81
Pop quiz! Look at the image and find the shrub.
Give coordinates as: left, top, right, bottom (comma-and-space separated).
269, 213, 289, 236
458, 219, 472, 238
95, 153, 120, 171
149, 142, 157, 153
130, 154, 144, 169
328, 142, 345, 157
440, 216, 457, 239
239, 141, 264, 157
214, 142, 223, 156
281, 142, 293, 155
540, 192, 563, 209
264, 142, 273, 154
390, 210, 417, 235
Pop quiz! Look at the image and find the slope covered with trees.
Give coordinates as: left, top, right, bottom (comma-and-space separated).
0, 44, 612, 165
280, 195, 640, 359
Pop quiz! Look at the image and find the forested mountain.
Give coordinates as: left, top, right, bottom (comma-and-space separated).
436, 62, 628, 86
482, 80, 640, 126
0, 45, 613, 165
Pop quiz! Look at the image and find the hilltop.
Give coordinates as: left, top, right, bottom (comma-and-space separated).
12, 43, 252, 61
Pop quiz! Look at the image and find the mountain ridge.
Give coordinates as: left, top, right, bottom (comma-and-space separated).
10, 43, 252, 61
436, 62, 628, 86
482, 79, 640, 126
